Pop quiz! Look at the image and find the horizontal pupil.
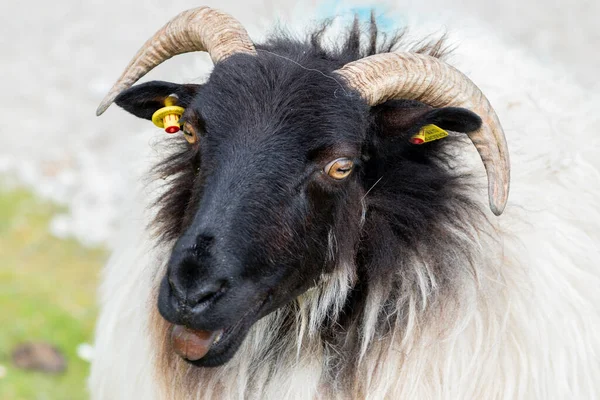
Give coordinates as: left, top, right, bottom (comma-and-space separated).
325, 159, 353, 178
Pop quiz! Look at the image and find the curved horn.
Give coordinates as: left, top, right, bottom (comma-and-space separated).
96, 6, 256, 116
335, 52, 510, 216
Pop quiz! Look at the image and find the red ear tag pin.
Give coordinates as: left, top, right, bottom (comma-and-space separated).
410, 130, 426, 144
151, 95, 185, 134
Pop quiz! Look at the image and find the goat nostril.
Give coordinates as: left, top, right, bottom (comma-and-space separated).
188, 280, 228, 308
195, 291, 217, 306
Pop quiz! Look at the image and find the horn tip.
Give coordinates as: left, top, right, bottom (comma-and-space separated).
489, 188, 509, 216
96, 98, 113, 116
490, 201, 505, 216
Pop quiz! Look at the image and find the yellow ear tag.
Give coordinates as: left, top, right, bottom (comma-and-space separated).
151, 96, 185, 134
410, 124, 449, 145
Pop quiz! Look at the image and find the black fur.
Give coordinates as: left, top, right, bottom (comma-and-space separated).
116, 18, 484, 370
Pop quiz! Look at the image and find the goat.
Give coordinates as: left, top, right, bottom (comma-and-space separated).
90, 6, 600, 399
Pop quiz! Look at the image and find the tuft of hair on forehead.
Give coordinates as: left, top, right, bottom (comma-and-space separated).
265, 12, 451, 62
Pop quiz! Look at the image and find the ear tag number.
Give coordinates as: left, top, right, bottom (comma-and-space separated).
151, 95, 185, 134
410, 124, 449, 145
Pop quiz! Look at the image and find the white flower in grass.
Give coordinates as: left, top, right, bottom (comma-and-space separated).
77, 343, 94, 362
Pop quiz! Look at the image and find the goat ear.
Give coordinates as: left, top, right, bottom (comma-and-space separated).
374, 99, 482, 138
114, 81, 201, 120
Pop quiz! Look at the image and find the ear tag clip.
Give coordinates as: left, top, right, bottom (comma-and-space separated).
152, 95, 185, 134
410, 124, 449, 145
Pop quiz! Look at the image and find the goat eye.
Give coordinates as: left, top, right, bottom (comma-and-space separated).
182, 122, 197, 144
324, 158, 354, 180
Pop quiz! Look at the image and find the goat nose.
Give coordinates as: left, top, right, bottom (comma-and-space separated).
167, 252, 228, 310
166, 231, 230, 310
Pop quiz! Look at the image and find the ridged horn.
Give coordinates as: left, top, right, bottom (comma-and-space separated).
335, 52, 510, 216
96, 6, 256, 116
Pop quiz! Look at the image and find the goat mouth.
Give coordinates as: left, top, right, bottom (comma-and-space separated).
171, 326, 224, 361
170, 296, 269, 367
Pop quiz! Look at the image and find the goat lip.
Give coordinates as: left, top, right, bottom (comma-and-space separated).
173, 296, 272, 367
170, 326, 224, 361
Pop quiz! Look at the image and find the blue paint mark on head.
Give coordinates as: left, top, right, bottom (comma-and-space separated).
316, 0, 399, 31
349, 7, 395, 31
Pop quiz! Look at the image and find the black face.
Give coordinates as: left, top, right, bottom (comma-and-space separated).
115, 49, 482, 367
118, 52, 368, 366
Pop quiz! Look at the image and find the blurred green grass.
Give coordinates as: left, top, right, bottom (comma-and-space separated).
0, 188, 106, 400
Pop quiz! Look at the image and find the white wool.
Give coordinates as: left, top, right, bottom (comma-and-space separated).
88, 4, 600, 400
89, 189, 165, 400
